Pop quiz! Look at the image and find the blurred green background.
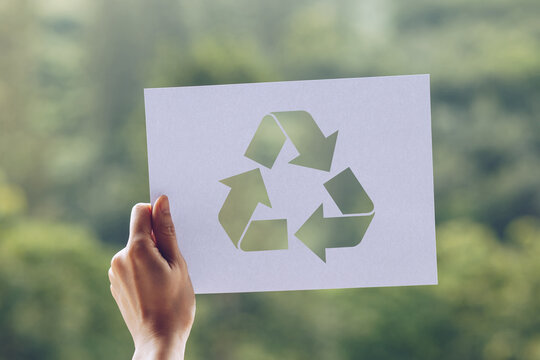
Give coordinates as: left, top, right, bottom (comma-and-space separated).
1, 0, 540, 358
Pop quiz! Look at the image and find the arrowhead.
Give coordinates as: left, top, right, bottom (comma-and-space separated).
288, 131, 338, 172
295, 204, 375, 262
295, 204, 328, 262
219, 168, 271, 207
271, 111, 338, 172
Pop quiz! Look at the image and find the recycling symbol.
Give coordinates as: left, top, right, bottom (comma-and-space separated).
218, 111, 374, 262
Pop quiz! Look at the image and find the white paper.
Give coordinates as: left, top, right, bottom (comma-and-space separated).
144, 75, 437, 294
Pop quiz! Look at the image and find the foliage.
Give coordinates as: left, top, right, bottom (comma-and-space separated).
0, 219, 131, 359
1, 0, 539, 239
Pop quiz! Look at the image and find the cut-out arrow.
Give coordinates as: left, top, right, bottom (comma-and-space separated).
295, 167, 375, 261
295, 204, 374, 262
240, 219, 288, 251
244, 115, 287, 169
271, 111, 338, 172
324, 167, 374, 215
218, 168, 271, 248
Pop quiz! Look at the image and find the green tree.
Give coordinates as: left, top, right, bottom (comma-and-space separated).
0, 220, 132, 359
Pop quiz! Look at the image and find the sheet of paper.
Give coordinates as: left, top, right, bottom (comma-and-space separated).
144, 75, 437, 294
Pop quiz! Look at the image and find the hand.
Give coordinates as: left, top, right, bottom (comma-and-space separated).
109, 195, 196, 360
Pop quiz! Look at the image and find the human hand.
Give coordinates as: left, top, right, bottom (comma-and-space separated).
109, 195, 196, 360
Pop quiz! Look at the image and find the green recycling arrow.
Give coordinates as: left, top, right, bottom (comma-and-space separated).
272, 111, 338, 172
323, 167, 374, 214
244, 115, 287, 169
218, 168, 271, 247
219, 168, 288, 251
295, 205, 374, 262
295, 167, 375, 262
244, 111, 338, 172
240, 219, 288, 251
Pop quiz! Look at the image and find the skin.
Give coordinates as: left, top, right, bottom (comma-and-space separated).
108, 195, 196, 360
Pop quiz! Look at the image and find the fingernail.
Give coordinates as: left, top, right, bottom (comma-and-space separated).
161, 195, 170, 214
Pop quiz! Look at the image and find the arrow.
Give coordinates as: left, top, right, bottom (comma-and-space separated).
239, 219, 288, 251
218, 168, 271, 247
295, 204, 374, 262
324, 167, 374, 215
272, 111, 338, 172
244, 115, 287, 169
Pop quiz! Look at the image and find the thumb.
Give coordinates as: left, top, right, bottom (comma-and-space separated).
152, 195, 182, 265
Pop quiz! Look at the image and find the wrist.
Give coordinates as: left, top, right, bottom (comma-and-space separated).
133, 335, 186, 360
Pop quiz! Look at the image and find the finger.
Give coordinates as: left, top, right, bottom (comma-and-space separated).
128, 203, 152, 245
127, 203, 159, 266
108, 267, 115, 283
110, 284, 117, 301
152, 195, 181, 264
